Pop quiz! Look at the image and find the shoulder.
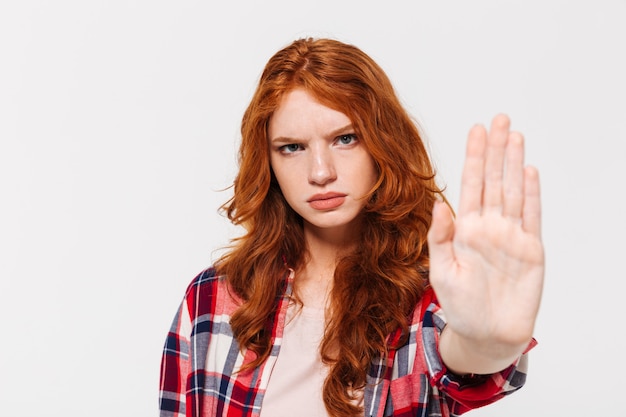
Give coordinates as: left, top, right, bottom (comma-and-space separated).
181, 266, 242, 319
185, 266, 220, 290
182, 266, 221, 299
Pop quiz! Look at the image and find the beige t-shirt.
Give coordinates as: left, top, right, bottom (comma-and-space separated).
259, 303, 329, 417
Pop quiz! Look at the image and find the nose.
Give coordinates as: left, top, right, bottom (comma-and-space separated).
308, 145, 336, 185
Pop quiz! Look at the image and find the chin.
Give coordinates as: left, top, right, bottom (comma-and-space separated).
303, 213, 363, 233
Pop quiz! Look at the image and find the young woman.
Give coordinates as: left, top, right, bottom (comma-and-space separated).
159, 37, 544, 417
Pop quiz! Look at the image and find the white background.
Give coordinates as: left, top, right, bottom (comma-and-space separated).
1, 1, 625, 416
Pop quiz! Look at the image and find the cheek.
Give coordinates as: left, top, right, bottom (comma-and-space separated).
272, 165, 298, 196
270, 158, 285, 186
363, 158, 379, 188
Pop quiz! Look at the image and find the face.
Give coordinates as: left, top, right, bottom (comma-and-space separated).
268, 89, 378, 237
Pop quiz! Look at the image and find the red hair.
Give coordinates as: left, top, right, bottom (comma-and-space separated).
217, 38, 445, 417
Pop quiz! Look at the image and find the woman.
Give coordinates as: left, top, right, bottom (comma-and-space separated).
159, 37, 544, 417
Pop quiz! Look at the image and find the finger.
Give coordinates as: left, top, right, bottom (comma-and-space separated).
482, 114, 510, 212
522, 166, 542, 237
457, 124, 487, 216
427, 200, 456, 267
502, 131, 525, 219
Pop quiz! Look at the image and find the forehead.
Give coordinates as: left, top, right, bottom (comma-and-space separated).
268, 89, 351, 138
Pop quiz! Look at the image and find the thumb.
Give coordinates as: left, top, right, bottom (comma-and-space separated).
428, 200, 456, 266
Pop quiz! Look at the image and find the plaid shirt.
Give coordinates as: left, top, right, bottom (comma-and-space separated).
159, 267, 534, 417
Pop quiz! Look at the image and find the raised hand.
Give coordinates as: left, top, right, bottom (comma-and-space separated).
427, 114, 544, 374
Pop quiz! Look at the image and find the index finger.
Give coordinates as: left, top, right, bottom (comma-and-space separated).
457, 123, 487, 216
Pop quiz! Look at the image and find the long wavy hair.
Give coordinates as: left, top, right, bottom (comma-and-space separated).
216, 37, 446, 417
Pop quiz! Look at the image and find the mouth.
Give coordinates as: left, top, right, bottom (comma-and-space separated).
307, 192, 347, 210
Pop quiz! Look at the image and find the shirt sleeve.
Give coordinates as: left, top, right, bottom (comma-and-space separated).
159, 295, 193, 417
420, 289, 537, 415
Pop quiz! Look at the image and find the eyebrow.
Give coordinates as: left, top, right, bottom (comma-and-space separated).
270, 124, 354, 144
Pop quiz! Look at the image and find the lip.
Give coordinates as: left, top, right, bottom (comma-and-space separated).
307, 192, 347, 210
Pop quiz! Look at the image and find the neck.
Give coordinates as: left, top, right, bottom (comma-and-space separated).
295, 222, 360, 309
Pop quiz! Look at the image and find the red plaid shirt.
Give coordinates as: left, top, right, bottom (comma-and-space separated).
159, 267, 534, 416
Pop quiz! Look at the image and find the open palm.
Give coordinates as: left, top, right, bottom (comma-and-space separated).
428, 114, 544, 352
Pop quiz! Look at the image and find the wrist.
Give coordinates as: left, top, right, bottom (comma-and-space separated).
439, 325, 530, 375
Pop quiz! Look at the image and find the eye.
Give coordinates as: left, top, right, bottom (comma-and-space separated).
336, 134, 357, 145
279, 143, 303, 154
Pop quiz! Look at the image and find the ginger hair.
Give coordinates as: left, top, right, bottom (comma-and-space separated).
216, 37, 445, 417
